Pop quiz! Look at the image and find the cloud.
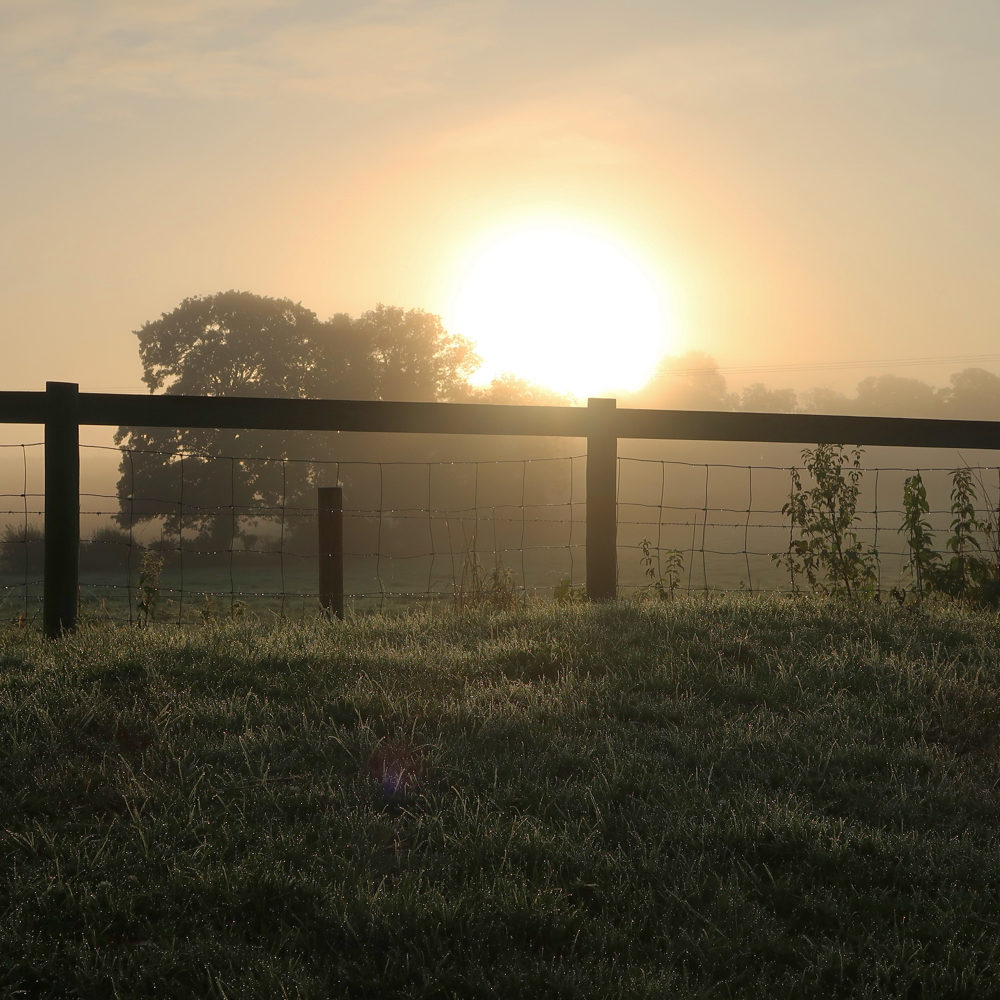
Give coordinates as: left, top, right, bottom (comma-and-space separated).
1, 0, 481, 105
433, 94, 646, 170
609, 0, 1000, 107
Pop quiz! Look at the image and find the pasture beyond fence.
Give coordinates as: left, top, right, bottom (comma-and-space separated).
5, 381, 1000, 636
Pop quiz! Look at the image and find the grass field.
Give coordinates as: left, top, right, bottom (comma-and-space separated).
0, 542, 801, 628
3, 596, 1000, 998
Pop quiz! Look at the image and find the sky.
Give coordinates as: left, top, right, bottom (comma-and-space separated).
2, 0, 999, 403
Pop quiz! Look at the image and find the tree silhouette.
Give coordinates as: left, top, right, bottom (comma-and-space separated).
351, 304, 479, 402
798, 386, 853, 415
627, 351, 734, 411
940, 368, 1000, 419
735, 383, 797, 413
114, 292, 479, 549
852, 374, 941, 417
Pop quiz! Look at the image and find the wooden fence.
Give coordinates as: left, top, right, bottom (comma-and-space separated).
4, 381, 1000, 636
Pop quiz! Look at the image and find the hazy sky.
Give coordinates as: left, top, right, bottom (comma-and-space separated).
3, 0, 999, 398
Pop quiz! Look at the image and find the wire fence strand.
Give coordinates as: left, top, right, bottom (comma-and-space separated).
5, 441, 1000, 624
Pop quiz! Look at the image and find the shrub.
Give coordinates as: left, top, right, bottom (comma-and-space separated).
80, 526, 143, 573
0, 524, 43, 576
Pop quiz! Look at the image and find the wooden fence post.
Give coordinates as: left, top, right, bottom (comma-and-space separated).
318, 485, 344, 619
44, 381, 80, 637
586, 397, 617, 601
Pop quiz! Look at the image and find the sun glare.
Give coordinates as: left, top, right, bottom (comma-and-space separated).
444, 220, 674, 399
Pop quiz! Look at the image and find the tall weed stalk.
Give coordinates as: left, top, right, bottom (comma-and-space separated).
639, 538, 684, 601
453, 533, 520, 612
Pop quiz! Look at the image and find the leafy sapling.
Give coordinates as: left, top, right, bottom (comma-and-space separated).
773, 444, 877, 597
940, 467, 983, 598
899, 472, 939, 600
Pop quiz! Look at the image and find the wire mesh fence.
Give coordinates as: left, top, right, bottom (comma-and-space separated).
0, 443, 592, 625
624, 458, 864, 594
0, 442, 44, 624
4, 439, 1000, 626
618, 454, 1000, 595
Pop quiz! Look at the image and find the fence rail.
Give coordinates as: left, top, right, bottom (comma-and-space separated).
5, 380, 1000, 635
7, 387, 1000, 446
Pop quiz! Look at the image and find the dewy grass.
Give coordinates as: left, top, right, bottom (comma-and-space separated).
2, 596, 1000, 998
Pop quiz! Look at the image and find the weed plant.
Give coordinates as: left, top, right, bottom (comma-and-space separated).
638, 538, 683, 600
452, 542, 521, 613
3, 597, 1000, 997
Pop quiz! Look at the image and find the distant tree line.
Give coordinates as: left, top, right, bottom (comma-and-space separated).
625, 350, 1000, 419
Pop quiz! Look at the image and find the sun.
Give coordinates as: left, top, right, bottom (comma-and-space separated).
443, 220, 675, 399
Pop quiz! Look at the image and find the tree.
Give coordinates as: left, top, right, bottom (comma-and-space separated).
852, 374, 940, 417
468, 374, 572, 407
349, 305, 478, 402
115, 292, 332, 544
940, 368, 1000, 419
114, 291, 480, 550
626, 351, 734, 411
735, 383, 797, 413
132, 290, 331, 398
798, 386, 853, 415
